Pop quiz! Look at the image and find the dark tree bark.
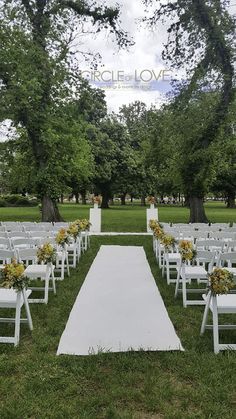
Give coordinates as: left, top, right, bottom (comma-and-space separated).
141, 195, 146, 206
74, 192, 79, 204
184, 194, 190, 208
226, 192, 236, 208
80, 190, 87, 205
189, 196, 208, 223
101, 190, 110, 209
121, 193, 126, 205
41, 196, 64, 222
60, 194, 64, 204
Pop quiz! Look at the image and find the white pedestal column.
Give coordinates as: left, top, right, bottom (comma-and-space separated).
90, 208, 101, 233
146, 207, 158, 232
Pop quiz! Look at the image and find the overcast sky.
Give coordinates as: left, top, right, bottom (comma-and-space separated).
77, 0, 171, 112
1, 0, 236, 139
76, 0, 236, 113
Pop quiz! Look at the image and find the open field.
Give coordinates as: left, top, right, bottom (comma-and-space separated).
0, 201, 235, 231
0, 235, 236, 418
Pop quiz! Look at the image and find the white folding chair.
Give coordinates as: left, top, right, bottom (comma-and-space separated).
163, 249, 181, 285
0, 288, 33, 346
175, 251, 216, 308
201, 291, 236, 353
0, 238, 11, 250
0, 249, 15, 269
216, 252, 236, 277
17, 248, 56, 304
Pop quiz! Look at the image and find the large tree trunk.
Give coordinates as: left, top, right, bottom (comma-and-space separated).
189, 196, 208, 223
42, 196, 64, 222
226, 192, 236, 208
74, 192, 79, 204
184, 194, 190, 208
141, 195, 146, 206
81, 189, 87, 205
121, 193, 126, 206
60, 194, 64, 204
101, 190, 110, 209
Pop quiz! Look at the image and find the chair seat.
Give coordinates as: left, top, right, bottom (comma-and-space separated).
24, 264, 51, 278
167, 253, 181, 261
203, 294, 236, 313
183, 266, 207, 278
0, 289, 31, 308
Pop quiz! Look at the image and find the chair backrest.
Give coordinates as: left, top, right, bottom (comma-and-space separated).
29, 231, 49, 238
227, 241, 236, 252
190, 223, 209, 230
217, 252, 236, 268
0, 231, 8, 238
0, 249, 15, 263
195, 239, 225, 251
196, 250, 216, 272
2, 223, 22, 232
0, 226, 6, 232
192, 231, 209, 240
0, 238, 11, 249
8, 231, 29, 239
24, 224, 45, 232
210, 223, 229, 230
209, 231, 236, 240
11, 238, 34, 249
17, 248, 38, 266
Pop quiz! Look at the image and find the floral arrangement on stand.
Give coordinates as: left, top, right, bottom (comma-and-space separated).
92, 196, 101, 206
56, 228, 70, 248
1, 259, 29, 291
160, 234, 177, 252
74, 219, 91, 232
153, 224, 165, 241
208, 268, 235, 295
147, 196, 156, 206
37, 242, 56, 264
149, 219, 159, 231
67, 222, 80, 240
178, 240, 197, 263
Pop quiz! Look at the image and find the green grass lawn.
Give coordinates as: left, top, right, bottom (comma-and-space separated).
0, 236, 236, 418
0, 201, 235, 231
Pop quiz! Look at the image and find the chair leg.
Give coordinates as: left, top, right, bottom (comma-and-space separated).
14, 292, 22, 346
44, 275, 49, 304
22, 288, 33, 331
175, 268, 181, 298
66, 254, 70, 276
182, 274, 187, 308
200, 292, 211, 335
51, 268, 56, 295
212, 295, 220, 354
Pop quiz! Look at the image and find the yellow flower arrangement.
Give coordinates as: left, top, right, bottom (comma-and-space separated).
160, 234, 176, 252
56, 228, 70, 248
74, 219, 91, 232
179, 240, 197, 262
208, 268, 235, 295
153, 225, 165, 240
67, 222, 80, 240
37, 243, 56, 264
149, 219, 159, 231
1, 259, 28, 291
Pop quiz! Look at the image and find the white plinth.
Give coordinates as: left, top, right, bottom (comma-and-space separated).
146, 208, 158, 232
90, 208, 101, 233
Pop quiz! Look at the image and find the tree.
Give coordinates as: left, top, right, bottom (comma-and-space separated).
0, 0, 131, 221
143, 0, 235, 222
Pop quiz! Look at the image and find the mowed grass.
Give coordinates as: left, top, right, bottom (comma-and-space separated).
0, 201, 235, 231
0, 235, 236, 418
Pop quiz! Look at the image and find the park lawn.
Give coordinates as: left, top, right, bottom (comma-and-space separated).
0, 235, 236, 419
0, 202, 235, 231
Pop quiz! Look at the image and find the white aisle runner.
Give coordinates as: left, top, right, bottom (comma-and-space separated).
57, 246, 183, 355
